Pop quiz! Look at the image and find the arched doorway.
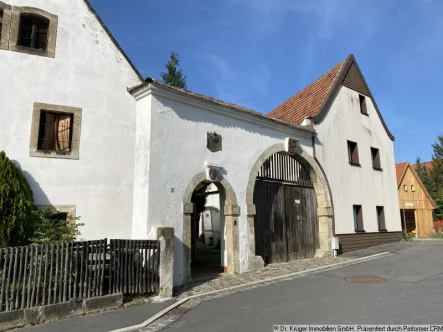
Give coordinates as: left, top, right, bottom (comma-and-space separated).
254, 152, 318, 263
190, 182, 224, 280
246, 141, 333, 270
183, 172, 239, 283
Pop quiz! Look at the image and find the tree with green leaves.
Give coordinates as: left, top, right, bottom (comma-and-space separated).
29, 209, 83, 245
430, 135, 443, 219
416, 134, 443, 220
415, 157, 433, 195
0, 151, 36, 247
160, 51, 187, 90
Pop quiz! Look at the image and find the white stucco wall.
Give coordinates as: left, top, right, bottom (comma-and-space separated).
315, 85, 401, 234
132, 86, 314, 285
0, 0, 141, 239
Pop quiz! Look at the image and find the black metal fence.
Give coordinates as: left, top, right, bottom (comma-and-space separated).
0, 239, 160, 313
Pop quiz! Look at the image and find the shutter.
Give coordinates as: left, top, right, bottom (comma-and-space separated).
357, 206, 364, 231
352, 143, 359, 164
354, 205, 364, 232
375, 149, 381, 169
42, 112, 56, 150
378, 207, 386, 231
56, 114, 72, 152
360, 95, 367, 115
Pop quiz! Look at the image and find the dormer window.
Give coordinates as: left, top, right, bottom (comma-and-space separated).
359, 95, 368, 115
19, 15, 49, 50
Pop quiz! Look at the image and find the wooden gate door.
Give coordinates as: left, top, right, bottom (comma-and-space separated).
253, 153, 318, 264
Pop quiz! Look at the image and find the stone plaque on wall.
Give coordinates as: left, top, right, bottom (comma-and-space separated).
285, 137, 299, 155
206, 132, 222, 152
206, 166, 221, 182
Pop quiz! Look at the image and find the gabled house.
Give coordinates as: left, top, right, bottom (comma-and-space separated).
0, 0, 142, 240
0, 0, 337, 285
269, 54, 402, 253
396, 162, 436, 237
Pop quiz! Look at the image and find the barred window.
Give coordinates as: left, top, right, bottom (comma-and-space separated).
19, 15, 49, 50
37, 111, 73, 153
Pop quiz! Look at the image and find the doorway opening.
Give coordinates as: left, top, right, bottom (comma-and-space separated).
401, 209, 416, 235
190, 182, 225, 281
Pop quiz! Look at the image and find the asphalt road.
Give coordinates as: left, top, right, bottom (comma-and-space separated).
164, 243, 443, 332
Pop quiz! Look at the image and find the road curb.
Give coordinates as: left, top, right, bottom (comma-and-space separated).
110, 252, 391, 332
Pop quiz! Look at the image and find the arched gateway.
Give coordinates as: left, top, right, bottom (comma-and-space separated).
246, 141, 333, 269
182, 171, 239, 282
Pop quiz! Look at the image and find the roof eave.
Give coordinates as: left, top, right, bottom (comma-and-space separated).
128, 81, 315, 137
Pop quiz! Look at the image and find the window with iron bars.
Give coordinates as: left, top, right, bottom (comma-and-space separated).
19, 15, 49, 50
37, 111, 73, 153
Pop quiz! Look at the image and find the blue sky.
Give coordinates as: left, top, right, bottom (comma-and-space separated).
91, 0, 442, 163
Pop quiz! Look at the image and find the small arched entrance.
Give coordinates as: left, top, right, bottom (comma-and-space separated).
246, 141, 333, 269
183, 172, 239, 282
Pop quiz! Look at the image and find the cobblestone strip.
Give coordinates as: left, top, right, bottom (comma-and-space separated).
139, 252, 392, 331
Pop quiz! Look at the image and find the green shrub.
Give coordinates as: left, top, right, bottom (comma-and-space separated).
29, 208, 83, 245
0, 151, 36, 247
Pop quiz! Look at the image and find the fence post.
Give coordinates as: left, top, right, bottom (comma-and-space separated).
156, 227, 174, 298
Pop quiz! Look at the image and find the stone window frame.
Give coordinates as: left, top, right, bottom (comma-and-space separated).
30, 102, 82, 160
37, 205, 77, 223
0, 2, 12, 51
9, 6, 58, 58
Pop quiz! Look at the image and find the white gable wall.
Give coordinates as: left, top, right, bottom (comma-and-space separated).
315, 85, 401, 234
132, 87, 313, 285
0, 0, 141, 239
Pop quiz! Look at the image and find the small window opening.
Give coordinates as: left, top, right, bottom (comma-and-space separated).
347, 141, 360, 165
371, 147, 382, 170
377, 206, 386, 231
19, 15, 49, 50
48, 212, 69, 224
403, 185, 408, 192
353, 205, 364, 232
411, 185, 416, 192
359, 95, 368, 115
37, 111, 73, 153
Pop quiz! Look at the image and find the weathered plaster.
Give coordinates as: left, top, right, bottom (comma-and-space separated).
29, 102, 82, 160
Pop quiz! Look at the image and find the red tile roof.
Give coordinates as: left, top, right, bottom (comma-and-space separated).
395, 162, 408, 185
268, 57, 348, 124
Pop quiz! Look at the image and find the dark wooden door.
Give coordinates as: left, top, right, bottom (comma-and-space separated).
253, 153, 318, 264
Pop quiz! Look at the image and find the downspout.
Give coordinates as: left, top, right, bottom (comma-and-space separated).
309, 118, 337, 254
